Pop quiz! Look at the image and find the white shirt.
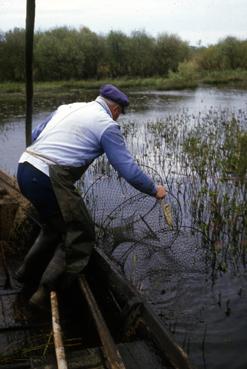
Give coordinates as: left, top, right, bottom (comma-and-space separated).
19, 97, 118, 176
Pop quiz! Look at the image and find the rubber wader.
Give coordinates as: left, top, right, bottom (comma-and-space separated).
15, 221, 62, 285
19, 164, 95, 309
36, 164, 95, 293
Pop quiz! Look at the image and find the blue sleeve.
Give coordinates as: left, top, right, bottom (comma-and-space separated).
32, 112, 54, 142
100, 125, 157, 196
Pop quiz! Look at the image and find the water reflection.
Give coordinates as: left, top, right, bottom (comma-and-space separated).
128, 87, 247, 117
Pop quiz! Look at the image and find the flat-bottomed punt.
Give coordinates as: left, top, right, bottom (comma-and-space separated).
0, 169, 194, 369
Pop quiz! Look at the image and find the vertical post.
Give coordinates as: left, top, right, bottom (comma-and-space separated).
25, 0, 35, 147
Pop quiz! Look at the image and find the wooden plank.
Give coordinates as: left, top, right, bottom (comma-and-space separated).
79, 275, 126, 369
90, 248, 194, 369
31, 346, 108, 369
32, 340, 168, 369
0, 241, 15, 289
118, 341, 169, 369
0, 294, 18, 329
0, 197, 18, 241
0, 249, 7, 288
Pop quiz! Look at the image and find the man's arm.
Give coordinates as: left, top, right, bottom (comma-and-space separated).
100, 125, 166, 198
32, 112, 54, 142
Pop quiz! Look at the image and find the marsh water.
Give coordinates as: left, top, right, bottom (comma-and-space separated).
1, 87, 247, 369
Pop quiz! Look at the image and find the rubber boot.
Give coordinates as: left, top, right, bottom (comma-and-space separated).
29, 285, 50, 311
40, 243, 66, 289
15, 223, 61, 285
29, 244, 66, 311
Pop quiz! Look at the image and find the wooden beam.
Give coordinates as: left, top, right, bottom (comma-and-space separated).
79, 275, 127, 369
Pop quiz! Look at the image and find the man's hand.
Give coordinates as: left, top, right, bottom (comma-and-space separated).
155, 185, 167, 199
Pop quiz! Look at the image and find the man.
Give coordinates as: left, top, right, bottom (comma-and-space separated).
16, 84, 166, 309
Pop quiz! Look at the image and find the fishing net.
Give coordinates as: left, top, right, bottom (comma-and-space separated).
82, 163, 216, 300
83, 165, 183, 259
111, 227, 210, 288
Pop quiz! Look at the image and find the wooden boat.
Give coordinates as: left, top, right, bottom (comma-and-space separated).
0, 169, 195, 369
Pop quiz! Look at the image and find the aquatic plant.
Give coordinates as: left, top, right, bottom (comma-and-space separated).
84, 107, 246, 280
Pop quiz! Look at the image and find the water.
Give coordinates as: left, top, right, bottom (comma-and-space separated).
1, 86, 247, 369
1, 87, 247, 174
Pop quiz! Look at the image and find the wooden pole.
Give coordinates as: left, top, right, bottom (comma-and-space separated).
25, 0, 35, 147
50, 291, 68, 369
79, 275, 126, 369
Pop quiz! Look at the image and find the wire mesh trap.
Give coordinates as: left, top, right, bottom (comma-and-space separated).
82, 164, 216, 296
111, 226, 210, 291
83, 166, 183, 259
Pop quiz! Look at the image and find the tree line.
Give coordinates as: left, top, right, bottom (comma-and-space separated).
0, 26, 246, 82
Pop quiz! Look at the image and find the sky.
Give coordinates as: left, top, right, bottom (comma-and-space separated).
0, 0, 246, 46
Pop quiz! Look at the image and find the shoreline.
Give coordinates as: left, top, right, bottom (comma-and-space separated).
0, 70, 247, 99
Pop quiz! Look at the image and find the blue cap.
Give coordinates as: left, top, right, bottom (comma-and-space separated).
100, 84, 129, 113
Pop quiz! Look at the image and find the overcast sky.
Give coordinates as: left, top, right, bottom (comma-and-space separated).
0, 0, 246, 46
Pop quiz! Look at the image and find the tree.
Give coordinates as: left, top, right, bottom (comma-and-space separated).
104, 31, 129, 77
0, 28, 25, 81
35, 27, 86, 80
194, 45, 223, 71
78, 27, 103, 79
194, 37, 247, 71
155, 33, 190, 76
219, 36, 245, 70
127, 30, 155, 77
